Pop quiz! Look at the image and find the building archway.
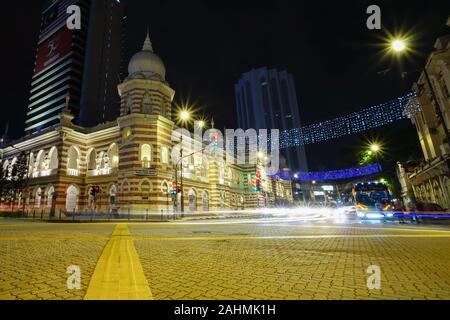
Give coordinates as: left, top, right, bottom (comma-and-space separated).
48, 147, 59, 171
108, 144, 119, 169
109, 184, 118, 211
86, 148, 97, 171
35, 150, 45, 175
202, 191, 209, 212
35, 187, 42, 208
67, 146, 81, 176
46, 185, 55, 209
188, 188, 197, 213
66, 185, 79, 212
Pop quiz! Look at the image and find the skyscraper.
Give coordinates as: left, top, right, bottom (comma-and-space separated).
26, 0, 124, 134
235, 67, 308, 172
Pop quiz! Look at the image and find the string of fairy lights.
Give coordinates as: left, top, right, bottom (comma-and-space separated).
273, 92, 418, 148
262, 92, 420, 181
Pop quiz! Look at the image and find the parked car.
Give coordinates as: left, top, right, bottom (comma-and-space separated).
414, 202, 445, 212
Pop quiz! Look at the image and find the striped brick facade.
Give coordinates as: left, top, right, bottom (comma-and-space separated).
1, 35, 293, 217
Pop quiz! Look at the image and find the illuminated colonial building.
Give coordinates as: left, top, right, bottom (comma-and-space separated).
398, 34, 450, 209
0, 33, 293, 216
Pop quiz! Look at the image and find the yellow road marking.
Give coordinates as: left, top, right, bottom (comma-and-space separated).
84, 224, 153, 300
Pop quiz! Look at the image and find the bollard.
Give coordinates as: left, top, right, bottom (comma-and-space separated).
146, 209, 149, 221
41, 210, 43, 221
33, 210, 36, 220
128, 208, 131, 221
59, 209, 62, 221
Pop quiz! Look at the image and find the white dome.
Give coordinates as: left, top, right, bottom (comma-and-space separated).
128, 33, 166, 80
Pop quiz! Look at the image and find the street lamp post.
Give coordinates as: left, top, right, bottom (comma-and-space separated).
173, 109, 207, 215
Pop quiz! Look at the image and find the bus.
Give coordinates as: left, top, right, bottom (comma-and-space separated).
352, 182, 394, 219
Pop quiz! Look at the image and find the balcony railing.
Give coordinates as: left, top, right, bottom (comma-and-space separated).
66, 168, 79, 176
86, 167, 116, 177
29, 169, 58, 178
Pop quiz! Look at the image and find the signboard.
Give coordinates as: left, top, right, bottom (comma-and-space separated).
313, 191, 326, 196
134, 169, 157, 177
35, 27, 72, 74
322, 185, 334, 191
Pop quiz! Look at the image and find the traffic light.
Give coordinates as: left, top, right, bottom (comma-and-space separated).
171, 183, 183, 194
170, 183, 178, 195
251, 175, 260, 192
211, 134, 219, 147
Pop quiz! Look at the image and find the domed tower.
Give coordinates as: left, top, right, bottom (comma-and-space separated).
117, 32, 175, 213
118, 31, 174, 118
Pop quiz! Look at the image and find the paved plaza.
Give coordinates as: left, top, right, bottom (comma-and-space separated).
1, 217, 450, 300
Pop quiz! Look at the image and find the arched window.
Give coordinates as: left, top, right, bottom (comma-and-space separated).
67, 146, 80, 176
140, 144, 152, 168
28, 153, 34, 175
108, 144, 119, 169
161, 146, 169, 164
202, 191, 209, 212
140, 179, 153, 200
35, 188, 42, 208
161, 181, 170, 194
66, 185, 79, 212
2, 160, 9, 179
35, 150, 45, 176
142, 92, 153, 114
189, 188, 197, 213
87, 148, 97, 171
48, 147, 59, 170
46, 186, 55, 208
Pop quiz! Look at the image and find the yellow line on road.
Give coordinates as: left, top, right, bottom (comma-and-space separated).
84, 224, 153, 300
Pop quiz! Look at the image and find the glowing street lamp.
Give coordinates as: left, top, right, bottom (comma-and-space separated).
391, 39, 407, 53
179, 110, 191, 122
385, 35, 450, 148
370, 144, 381, 153
197, 120, 206, 129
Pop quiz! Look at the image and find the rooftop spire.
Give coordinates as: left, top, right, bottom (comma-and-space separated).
142, 28, 153, 52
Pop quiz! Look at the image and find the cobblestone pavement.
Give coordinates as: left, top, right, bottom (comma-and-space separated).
1, 218, 450, 300
0, 220, 112, 300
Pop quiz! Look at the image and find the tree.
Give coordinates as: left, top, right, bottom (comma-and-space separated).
9, 153, 28, 211
0, 163, 7, 205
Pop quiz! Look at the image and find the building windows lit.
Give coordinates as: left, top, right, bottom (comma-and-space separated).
140, 144, 152, 168
161, 146, 169, 164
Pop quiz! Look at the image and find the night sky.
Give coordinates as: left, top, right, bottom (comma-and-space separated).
2, 0, 450, 170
